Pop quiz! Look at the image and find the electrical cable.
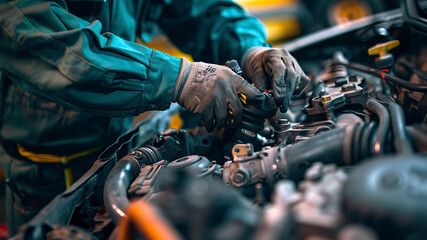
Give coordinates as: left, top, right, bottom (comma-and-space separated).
346, 62, 427, 92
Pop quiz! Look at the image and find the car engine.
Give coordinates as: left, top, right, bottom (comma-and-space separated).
17, 1, 427, 240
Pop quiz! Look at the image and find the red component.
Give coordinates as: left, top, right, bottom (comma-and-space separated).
0, 224, 8, 240
379, 69, 389, 82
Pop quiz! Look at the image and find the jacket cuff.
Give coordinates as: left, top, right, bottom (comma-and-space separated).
140, 49, 181, 112
173, 58, 192, 102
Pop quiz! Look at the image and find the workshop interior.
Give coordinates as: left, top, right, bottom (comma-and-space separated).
0, 0, 427, 239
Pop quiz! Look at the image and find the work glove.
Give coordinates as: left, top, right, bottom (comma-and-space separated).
173, 58, 276, 131
241, 46, 310, 112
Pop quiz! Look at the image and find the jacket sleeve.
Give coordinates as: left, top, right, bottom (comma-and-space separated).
0, 0, 181, 117
158, 0, 269, 65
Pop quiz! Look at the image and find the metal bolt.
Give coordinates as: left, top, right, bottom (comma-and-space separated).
233, 172, 245, 184
131, 150, 142, 159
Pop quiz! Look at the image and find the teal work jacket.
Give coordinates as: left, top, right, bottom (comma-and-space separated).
0, 0, 267, 154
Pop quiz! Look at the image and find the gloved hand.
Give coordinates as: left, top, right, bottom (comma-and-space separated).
173, 58, 276, 131
241, 46, 310, 112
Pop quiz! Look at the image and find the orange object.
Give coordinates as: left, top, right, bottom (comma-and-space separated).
332, 0, 372, 24
169, 113, 183, 130
117, 200, 183, 240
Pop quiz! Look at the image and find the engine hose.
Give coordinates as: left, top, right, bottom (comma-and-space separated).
280, 124, 372, 182
386, 102, 413, 154
366, 100, 391, 156
224, 123, 375, 189
104, 149, 161, 224
360, 121, 376, 160
104, 155, 141, 224
372, 92, 414, 154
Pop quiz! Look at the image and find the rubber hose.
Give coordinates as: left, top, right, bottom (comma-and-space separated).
387, 102, 413, 154
104, 155, 141, 224
366, 100, 390, 156
283, 127, 351, 182
374, 92, 414, 154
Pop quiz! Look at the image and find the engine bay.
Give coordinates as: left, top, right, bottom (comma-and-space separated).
18, 1, 427, 240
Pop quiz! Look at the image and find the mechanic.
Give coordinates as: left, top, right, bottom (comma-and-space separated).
0, 0, 309, 235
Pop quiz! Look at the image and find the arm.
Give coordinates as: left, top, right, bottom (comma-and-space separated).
0, 0, 181, 117
158, 0, 309, 112
158, 0, 268, 64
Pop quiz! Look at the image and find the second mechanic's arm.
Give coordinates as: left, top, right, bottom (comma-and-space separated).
158, 0, 268, 65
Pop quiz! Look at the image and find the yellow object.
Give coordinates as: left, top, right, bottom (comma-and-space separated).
118, 200, 183, 240
17, 144, 104, 164
236, 0, 300, 43
320, 95, 332, 102
139, 0, 302, 59
17, 144, 104, 189
61, 157, 73, 189
236, 91, 247, 104
138, 36, 194, 62
263, 17, 301, 43
235, 0, 296, 11
169, 113, 183, 130
368, 40, 400, 57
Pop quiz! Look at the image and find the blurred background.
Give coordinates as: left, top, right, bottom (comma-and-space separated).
140, 0, 401, 60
